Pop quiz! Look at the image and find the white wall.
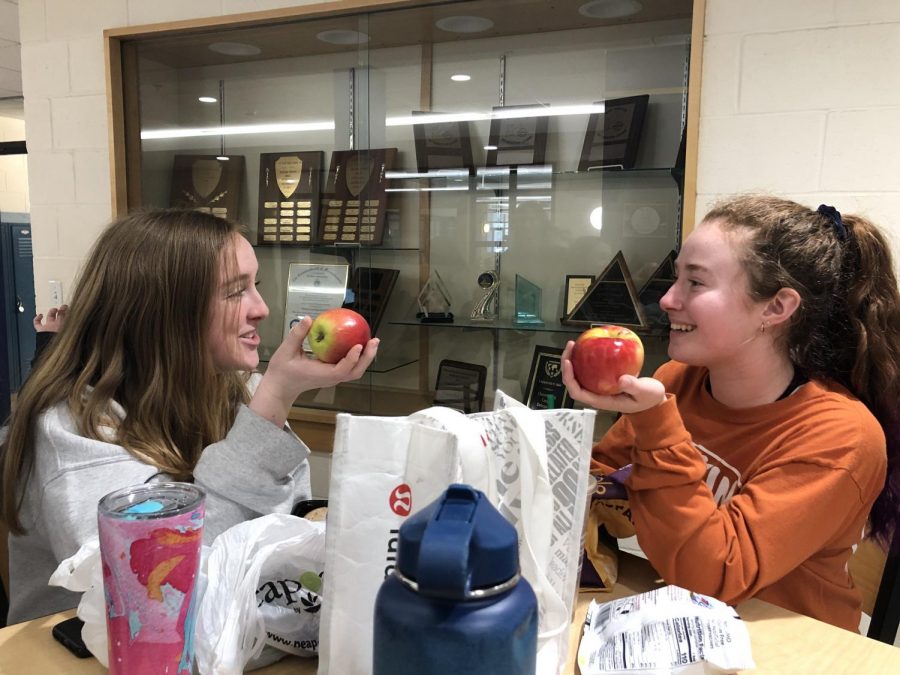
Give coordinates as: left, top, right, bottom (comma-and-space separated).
0, 115, 28, 212
696, 0, 900, 242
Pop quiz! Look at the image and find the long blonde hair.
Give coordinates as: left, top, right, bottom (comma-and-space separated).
1, 209, 249, 534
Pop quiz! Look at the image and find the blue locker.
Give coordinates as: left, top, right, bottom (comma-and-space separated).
1, 213, 36, 414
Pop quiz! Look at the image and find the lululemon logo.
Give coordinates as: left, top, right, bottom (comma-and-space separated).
389, 484, 412, 516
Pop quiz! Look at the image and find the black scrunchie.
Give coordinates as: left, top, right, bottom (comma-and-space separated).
817, 204, 847, 241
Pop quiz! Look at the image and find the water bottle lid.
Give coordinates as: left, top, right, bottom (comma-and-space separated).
395, 484, 519, 600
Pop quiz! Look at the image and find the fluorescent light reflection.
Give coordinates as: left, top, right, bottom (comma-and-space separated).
141, 103, 604, 140
141, 120, 335, 140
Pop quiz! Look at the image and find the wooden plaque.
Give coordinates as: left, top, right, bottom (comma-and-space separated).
257, 151, 324, 246
315, 148, 397, 245
169, 155, 244, 220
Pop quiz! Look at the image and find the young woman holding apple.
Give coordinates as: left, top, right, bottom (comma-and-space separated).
562, 194, 900, 632
0, 209, 379, 623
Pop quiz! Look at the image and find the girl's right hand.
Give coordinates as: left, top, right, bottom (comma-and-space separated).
561, 340, 666, 414
250, 316, 379, 428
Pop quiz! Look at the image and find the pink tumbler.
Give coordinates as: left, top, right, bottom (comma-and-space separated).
97, 482, 205, 674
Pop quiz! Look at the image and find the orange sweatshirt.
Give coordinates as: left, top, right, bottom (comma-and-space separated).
592, 361, 886, 632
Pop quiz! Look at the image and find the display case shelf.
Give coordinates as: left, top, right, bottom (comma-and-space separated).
107, 0, 701, 441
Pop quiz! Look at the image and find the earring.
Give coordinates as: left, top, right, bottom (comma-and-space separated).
760, 321, 769, 334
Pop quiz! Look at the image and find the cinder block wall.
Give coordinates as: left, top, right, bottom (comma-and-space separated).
695, 0, 900, 240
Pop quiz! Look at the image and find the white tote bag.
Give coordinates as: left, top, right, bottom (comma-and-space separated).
318, 391, 595, 675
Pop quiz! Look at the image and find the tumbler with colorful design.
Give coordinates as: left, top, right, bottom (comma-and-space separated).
98, 482, 205, 674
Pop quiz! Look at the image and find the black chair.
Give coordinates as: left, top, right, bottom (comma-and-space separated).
433, 360, 487, 414
867, 535, 900, 644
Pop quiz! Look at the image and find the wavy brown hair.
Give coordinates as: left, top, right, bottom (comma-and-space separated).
1, 209, 249, 534
704, 195, 900, 546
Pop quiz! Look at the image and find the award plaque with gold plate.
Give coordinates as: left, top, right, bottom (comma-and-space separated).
169, 155, 244, 219
257, 151, 324, 246
315, 148, 397, 245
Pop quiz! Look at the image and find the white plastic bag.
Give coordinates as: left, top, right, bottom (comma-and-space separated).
318, 390, 595, 675
48, 512, 326, 674
195, 513, 326, 675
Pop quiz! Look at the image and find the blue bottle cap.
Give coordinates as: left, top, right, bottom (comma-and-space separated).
395, 484, 519, 600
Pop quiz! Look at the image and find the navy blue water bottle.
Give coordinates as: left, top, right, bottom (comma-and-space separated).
373, 483, 538, 675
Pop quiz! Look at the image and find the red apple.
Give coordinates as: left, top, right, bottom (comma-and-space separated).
571, 325, 644, 395
308, 308, 371, 364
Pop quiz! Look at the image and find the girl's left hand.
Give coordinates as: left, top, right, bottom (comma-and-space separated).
561, 340, 666, 414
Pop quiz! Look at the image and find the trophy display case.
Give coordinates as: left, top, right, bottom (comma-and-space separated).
107, 0, 702, 446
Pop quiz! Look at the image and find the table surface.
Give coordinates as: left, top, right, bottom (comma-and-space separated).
2, 553, 898, 674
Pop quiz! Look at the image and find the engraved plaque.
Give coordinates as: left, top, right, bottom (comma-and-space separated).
315, 148, 397, 245
257, 151, 324, 246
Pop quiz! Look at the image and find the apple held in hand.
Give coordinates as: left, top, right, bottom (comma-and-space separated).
571, 325, 644, 395
308, 308, 371, 364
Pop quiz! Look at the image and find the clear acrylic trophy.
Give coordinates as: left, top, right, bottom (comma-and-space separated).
513, 274, 544, 326
417, 270, 454, 323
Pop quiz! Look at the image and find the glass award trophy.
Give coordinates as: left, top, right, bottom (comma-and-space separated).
470, 270, 500, 321
417, 270, 454, 323
513, 274, 544, 326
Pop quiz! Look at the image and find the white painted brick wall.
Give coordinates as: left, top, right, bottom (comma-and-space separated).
698, 0, 900, 249
50, 94, 107, 149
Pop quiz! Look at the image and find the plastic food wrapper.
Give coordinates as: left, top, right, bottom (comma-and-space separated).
48, 512, 325, 674
577, 585, 755, 675
582, 465, 636, 591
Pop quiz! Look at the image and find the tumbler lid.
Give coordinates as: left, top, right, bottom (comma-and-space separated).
395, 484, 519, 600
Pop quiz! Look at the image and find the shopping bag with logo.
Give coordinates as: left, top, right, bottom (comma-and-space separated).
317, 390, 595, 675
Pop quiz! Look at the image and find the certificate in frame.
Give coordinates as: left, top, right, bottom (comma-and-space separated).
283, 263, 349, 347
257, 151, 323, 246
578, 95, 650, 171
485, 105, 549, 167
563, 274, 595, 317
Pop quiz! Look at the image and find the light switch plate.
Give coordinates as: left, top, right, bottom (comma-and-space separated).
49, 279, 64, 306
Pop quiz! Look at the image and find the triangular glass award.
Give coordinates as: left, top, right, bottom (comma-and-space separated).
638, 250, 677, 327
562, 251, 648, 328
417, 270, 454, 323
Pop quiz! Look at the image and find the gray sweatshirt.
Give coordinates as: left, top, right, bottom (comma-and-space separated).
6, 397, 311, 624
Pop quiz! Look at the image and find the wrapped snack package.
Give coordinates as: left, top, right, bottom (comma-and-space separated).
577, 585, 755, 675
581, 465, 636, 591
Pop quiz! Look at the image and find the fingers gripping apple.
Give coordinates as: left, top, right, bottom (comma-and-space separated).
308, 308, 371, 363
571, 325, 644, 395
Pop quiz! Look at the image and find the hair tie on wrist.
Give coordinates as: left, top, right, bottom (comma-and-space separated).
817, 204, 847, 241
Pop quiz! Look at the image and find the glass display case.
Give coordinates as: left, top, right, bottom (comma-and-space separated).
107, 0, 701, 444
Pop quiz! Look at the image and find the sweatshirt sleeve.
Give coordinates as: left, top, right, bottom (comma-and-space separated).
192, 404, 311, 541
590, 414, 634, 475
622, 395, 880, 605
38, 404, 311, 561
